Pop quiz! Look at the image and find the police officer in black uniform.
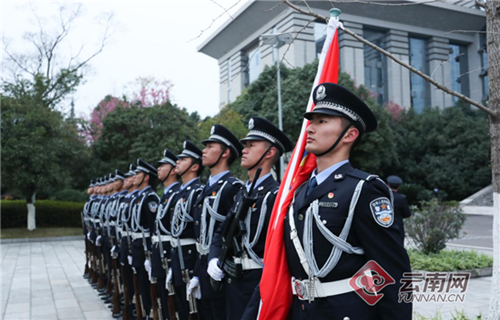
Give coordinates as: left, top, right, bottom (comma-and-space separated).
168, 141, 204, 320
208, 117, 293, 320
152, 149, 181, 320
282, 83, 412, 319
83, 180, 96, 280
191, 125, 244, 320
386, 175, 412, 244
120, 164, 140, 318
130, 159, 161, 318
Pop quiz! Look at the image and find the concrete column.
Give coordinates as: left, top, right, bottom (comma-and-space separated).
468, 33, 484, 103
339, 21, 365, 86
384, 30, 411, 109
228, 52, 246, 104
218, 59, 229, 108
427, 37, 452, 109
276, 11, 316, 68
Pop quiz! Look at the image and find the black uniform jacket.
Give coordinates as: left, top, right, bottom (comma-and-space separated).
192, 172, 242, 298
170, 179, 203, 287
393, 191, 412, 244
151, 183, 181, 278
283, 163, 412, 320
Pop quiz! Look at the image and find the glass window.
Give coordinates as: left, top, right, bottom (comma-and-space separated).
245, 46, 260, 87
449, 43, 470, 104
409, 38, 430, 113
363, 29, 388, 105
314, 22, 327, 59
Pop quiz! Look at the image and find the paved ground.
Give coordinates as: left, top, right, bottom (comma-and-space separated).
1, 240, 113, 320
0, 239, 494, 319
448, 215, 493, 251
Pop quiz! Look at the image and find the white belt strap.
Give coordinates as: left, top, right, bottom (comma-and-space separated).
291, 277, 357, 300
235, 255, 263, 271
131, 232, 150, 240
170, 238, 197, 248
152, 235, 172, 243
196, 242, 210, 255
288, 194, 310, 275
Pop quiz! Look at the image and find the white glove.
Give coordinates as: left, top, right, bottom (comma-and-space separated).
111, 245, 116, 253
127, 255, 133, 266
96, 235, 102, 246
86, 232, 91, 240
187, 276, 201, 300
144, 259, 152, 281
166, 268, 173, 292
207, 258, 224, 281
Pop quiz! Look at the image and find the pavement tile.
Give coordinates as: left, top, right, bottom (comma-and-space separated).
31, 297, 55, 307
31, 304, 57, 316
55, 298, 79, 309
79, 299, 110, 312
5, 302, 30, 314
57, 307, 85, 319
2, 312, 31, 320
83, 309, 112, 319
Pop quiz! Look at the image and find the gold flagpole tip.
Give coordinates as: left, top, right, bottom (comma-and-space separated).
330, 8, 341, 18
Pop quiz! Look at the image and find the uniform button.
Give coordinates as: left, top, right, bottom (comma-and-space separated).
322, 220, 327, 225
227, 278, 232, 284
301, 304, 305, 311
198, 204, 202, 208
188, 250, 192, 254
298, 214, 304, 221
195, 221, 199, 225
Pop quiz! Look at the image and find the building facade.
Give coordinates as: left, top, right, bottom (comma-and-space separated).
198, 0, 487, 112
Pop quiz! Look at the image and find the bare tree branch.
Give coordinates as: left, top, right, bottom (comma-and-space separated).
476, 0, 487, 10
430, 53, 464, 79
264, 2, 283, 12
188, 0, 242, 43
282, 0, 497, 118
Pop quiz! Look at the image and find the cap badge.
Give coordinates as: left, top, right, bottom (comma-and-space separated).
249, 118, 254, 130
316, 85, 327, 101
210, 126, 215, 135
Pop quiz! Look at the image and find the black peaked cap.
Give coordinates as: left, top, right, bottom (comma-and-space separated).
201, 124, 243, 158
125, 164, 137, 177
115, 169, 126, 180
387, 175, 403, 187
89, 180, 95, 187
178, 140, 202, 160
239, 116, 293, 155
304, 83, 377, 133
136, 158, 158, 176
158, 149, 179, 166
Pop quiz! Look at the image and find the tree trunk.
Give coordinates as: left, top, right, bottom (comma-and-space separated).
487, 1, 500, 319
27, 192, 36, 231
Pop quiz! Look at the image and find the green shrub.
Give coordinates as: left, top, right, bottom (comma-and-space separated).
408, 249, 493, 271
51, 189, 88, 202
405, 199, 466, 254
1, 200, 85, 228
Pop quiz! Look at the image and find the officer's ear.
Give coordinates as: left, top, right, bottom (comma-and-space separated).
191, 162, 200, 173
343, 126, 360, 145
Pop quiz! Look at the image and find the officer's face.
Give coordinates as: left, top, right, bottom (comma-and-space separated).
305, 114, 344, 154
241, 140, 268, 169
157, 163, 173, 181
123, 177, 133, 190
175, 157, 191, 175
134, 172, 144, 186
202, 142, 224, 167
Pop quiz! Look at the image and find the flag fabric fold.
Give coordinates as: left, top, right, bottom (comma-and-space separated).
257, 16, 343, 320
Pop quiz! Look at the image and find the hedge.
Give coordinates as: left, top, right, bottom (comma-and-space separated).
1, 200, 85, 229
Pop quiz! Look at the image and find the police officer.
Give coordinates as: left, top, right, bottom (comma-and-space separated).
152, 149, 181, 320
208, 117, 293, 320
83, 180, 96, 280
119, 164, 140, 318
169, 141, 204, 320
191, 125, 244, 320
387, 175, 412, 244
130, 159, 161, 319
282, 83, 412, 319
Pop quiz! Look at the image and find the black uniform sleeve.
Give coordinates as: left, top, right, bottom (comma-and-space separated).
353, 178, 412, 320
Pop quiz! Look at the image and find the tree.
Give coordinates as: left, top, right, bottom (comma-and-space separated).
92, 102, 200, 176
88, 95, 130, 141
280, 1, 499, 317
1, 3, 113, 230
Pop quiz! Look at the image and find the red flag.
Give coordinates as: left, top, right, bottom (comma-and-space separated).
258, 16, 342, 320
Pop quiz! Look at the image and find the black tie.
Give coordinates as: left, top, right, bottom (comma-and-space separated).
306, 177, 318, 197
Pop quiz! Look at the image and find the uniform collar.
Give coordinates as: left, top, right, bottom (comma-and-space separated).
246, 172, 272, 192
163, 181, 179, 194
139, 185, 152, 196
311, 159, 349, 186
119, 190, 128, 196
208, 170, 229, 187
126, 189, 140, 198
181, 177, 199, 191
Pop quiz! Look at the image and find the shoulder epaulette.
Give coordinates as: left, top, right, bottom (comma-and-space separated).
347, 169, 378, 182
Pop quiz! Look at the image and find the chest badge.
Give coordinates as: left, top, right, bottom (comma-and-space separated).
212, 191, 217, 196
328, 192, 334, 199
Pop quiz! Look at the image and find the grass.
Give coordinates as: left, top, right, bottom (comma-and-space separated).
409, 249, 493, 272
1, 227, 83, 239
414, 309, 483, 320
